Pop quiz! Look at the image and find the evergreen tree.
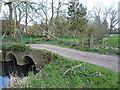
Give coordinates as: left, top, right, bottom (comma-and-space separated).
67, 0, 87, 37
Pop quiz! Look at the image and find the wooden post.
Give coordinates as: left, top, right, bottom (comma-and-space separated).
80, 39, 84, 49
90, 35, 94, 48
20, 35, 22, 43
102, 39, 105, 48
82, 39, 84, 49
30, 36, 32, 41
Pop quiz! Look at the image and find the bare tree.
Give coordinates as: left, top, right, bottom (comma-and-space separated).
91, 4, 119, 34
109, 9, 119, 34
24, 0, 66, 40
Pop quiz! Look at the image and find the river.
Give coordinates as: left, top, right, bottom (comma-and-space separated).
0, 76, 10, 89
0, 60, 35, 89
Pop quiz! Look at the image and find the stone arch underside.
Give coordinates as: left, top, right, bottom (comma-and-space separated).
3, 53, 17, 76
16, 56, 37, 76
22, 56, 35, 65
6, 53, 17, 62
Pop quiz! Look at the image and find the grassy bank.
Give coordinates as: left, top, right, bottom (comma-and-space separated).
12, 53, 119, 88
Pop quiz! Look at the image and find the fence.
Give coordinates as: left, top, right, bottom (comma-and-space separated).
14, 35, 31, 44
21, 35, 31, 44
3, 35, 31, 44
79, 35, 105, 49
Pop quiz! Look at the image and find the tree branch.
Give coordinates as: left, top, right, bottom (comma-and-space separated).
63, 64, 81, 76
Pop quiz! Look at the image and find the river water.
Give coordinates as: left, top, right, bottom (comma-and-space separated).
0, 76, 10, 89
0, 60, 35, 89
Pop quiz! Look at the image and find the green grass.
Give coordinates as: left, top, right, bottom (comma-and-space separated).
2, 35, 18, 43
3, 35, 119, 55
3, 34, 119, 48
59, 36, 80, 41
2, 44, 31, 51
13, 53, 119, 88
30, 40, 120, 55
29, 34, 119, 48
75, 48, 120, 55
105, 34, 119, 48
2, 35, 31, 44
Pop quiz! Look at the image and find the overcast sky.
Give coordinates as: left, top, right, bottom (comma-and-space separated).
84, 0, 119, 9
1, 0, 119, 11
29, 0, 119, 9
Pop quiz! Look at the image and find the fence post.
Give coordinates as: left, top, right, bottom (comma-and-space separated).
90, 35, 94, 48
20, 36, 22, 43
102, 39, 105, 48
81, 39, 84, 49
79, 39, 84, 49
30, 36, 32, 41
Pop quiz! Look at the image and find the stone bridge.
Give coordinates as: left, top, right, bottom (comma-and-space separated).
1, 50, 55, 69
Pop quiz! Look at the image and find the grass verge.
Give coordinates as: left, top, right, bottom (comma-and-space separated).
31, 40, 120, 55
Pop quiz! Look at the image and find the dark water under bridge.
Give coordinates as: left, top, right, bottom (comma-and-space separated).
0, 50, 55, 76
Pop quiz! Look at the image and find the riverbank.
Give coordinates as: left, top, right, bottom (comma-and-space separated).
9, 53, 119, 88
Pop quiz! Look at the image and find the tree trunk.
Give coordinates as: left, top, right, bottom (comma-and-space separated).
73, 29, 77, 37
8, 3, 13, 35
25, 2, 28, 34
13, 3, 18, 39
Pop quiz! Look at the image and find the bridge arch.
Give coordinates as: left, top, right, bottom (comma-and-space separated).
22, 56, 36, 65
22, 56, 37, 74
6, 53, 17, 62
5, 53, 18, 75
